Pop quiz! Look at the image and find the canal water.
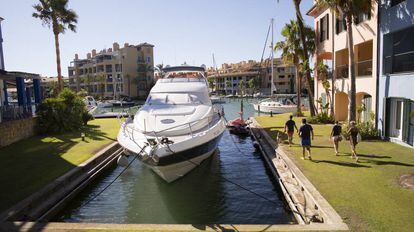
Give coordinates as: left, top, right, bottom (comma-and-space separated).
55, 98, 294, 224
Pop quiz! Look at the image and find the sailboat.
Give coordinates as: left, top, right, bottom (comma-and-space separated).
253, 18, 297, 114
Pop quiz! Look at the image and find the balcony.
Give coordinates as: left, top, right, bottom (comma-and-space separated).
356, 59, 372, 77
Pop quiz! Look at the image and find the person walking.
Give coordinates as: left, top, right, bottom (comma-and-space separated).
330, 121, 342, 156
347, 121, 359, 162
284, 115, 298, 146
298, 118, 314, 160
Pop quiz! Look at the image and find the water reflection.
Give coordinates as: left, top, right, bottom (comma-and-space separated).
55, 99, 294, 224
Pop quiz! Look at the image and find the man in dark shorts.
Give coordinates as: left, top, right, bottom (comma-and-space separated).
298, 118, 314, 160
284, 115, 298, 146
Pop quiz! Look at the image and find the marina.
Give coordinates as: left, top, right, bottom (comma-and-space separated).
53, 99, 295, 224
1, 0, 414, 231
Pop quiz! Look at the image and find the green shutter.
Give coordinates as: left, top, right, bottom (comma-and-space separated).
384, 98, 391, 138
402, 99, 411, 143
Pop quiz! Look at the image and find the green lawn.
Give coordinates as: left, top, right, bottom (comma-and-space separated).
256, 114, 414, 232
0, 118, 120, 213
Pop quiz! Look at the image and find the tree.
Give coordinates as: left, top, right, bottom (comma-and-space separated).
290, 0, 317, 116
137, 63, 154, 96
96, 74, 106, 99
225, 80, 232, 94
248, 78, 255, 95
317, 62, 333, 115
317, 0, 375, 121
155, 64, 165, 80
32, 0, 78, 92
208, 78, 215, 92
238, 80, 246, 96
275, 20, 315, 115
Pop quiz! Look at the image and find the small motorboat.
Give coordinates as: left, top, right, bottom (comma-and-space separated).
253, 98, 297, 114
210, 96, 226, 104
226, 107, 250, 135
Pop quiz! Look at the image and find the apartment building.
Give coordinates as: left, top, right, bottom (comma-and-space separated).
68, 42, 154, 99
307, 1, 378, 122
378, 0, 414, 147
207, 59, 296, 95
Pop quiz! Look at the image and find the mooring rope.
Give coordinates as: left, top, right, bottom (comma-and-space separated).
79, 145, 147, 208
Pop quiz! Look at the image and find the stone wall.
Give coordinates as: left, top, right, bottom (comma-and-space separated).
0, 117, 37, 147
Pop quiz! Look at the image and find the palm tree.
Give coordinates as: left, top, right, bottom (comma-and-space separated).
155, 64, 165, 81
248, 78, 255, 95
275, 20, 315, 115
238, 80, 246, 96
317, 0, 375, 121
225, 80, 232, 94
137, 63, 154, 96
290, 0, 317, 116
32, 0, 78, 92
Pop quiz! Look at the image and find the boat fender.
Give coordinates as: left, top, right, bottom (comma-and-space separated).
117, 155, 129, 167
144, 146, 154, 157
253, 141, 260, 149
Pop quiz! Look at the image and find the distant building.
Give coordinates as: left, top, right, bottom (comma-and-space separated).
40, 76, 69, 98
207, 59, 297, 95
68, 42, 154, 99
377, 0, 414, 147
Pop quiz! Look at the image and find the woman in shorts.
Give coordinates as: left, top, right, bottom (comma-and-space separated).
330, 121, 342, 156
347, 121, 359, 162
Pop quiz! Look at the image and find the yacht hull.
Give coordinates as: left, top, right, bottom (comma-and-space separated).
147, 133, 223, 182
253, 103, 297, 114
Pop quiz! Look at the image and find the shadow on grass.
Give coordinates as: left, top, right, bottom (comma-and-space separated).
312, 160, 371, 168
343, 153, 391, 159
0, 122, 113, 214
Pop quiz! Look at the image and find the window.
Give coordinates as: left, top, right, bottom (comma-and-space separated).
355, 11, 371, 24
336, 15, 347, 34
105, 65, 112, 73
279, 75, 285, 78
107, 84, 113, 92
146, 57, 151, 63
68, 70, 74, 76
319, 14, 329, 42
115, 64, 122, 72
383, 26, 414, 74
391, 0, 405, 7
107, 74, 113, 82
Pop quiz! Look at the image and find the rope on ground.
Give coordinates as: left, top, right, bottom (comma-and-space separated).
164, 140, 301, 214
79, 145, 147, 208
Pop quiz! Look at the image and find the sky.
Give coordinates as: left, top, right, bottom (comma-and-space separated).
0, 0, 314, 77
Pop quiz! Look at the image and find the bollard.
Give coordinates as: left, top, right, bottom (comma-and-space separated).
258, 104, 261, 116
270, 111, 273, 117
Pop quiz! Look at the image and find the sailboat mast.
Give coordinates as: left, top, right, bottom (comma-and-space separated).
270, 18, 274, 97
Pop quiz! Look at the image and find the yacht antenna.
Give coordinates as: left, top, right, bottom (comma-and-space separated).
212, 53, 220, 94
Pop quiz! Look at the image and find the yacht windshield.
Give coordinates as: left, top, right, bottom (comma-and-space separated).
146, 93, 209, 105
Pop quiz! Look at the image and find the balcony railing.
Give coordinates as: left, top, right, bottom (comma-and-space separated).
356, 59, 372, 77
0, 104, 38, 123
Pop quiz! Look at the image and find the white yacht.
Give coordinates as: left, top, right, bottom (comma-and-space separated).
253, 98, 297, 114
117, 66, 226, 182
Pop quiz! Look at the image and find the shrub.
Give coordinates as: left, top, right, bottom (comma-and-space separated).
341, 115, 379, 140
307, 112, 335, 124
37, 88, 92, 133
